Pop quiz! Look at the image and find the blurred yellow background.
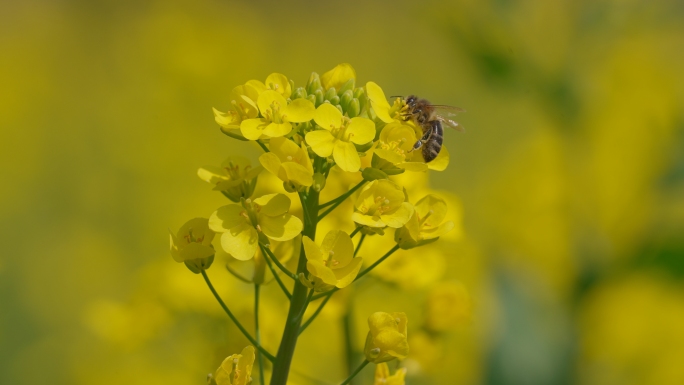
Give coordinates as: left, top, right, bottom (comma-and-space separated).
2, 0, 684, 384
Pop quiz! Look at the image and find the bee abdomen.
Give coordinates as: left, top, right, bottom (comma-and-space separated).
422, 120, 443, 162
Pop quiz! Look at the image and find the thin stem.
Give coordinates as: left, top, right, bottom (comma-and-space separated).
339, 360, 369, 385
220, 128, 249, 141
298, 291, 333, 335
349, 227, 361, 238
318, 180, 366, 209
225, 263, 252, 284
354, 234, 366, 257
317, 180, 366, 220
200, 270, 275, 362
296, 289, 315, 322
255, 284, 266, 385
342, 301, 355, 382
261, 243, 296, 279
259, 244, 292, 300
310, 244, 400, 301
256, 140, 270, 153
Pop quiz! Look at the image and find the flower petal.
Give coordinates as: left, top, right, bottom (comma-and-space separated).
268, 136, 300, 160
305, 130, 336, 157
254, 193, 291, 216
346, 117, 376, 144
422, 221, 455, 239
321, 63, 356, 90
307, 260, 337, 285
333, 140, 361, 172
320, 230, 354, 265
220, 224, 258, 261
366, 82, 393, 123
302, 236, 323, 262
381, 202, 415, 228
263, 122, 292, 138
213, 107, 241, 128
209, 204, 248, 232
240, 118, 268, 140
427, 145, 449, 171
283, 98, 315, 123
197, 165, 227, 184
260, 214, 303, 241
414, 195, 447, 227
259, 152, 282, 176
314, 103, 344, 130
282, 162, 314, 186
352, 212, 385, 227
178, 242, 215, 262
265, 73, 292, 98
257, 90, 288, 118
333, 257, 362, 288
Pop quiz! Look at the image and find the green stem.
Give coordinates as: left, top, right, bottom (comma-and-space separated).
317, 180, 366, 220
225, 263, 252, 284
342, 299, 355, 383
269, 190, 320, 385
220, 128, 249, 141
354, 234, 365, 257
260, 243, 296, 279
298, 291, 333, 335
259, 244, 292, 300
255, 284, 266, 385
339, 360, 369, 385
200, 270, 275, 362
310, 244, 400, 300
256, 140, 270, 153
349, 227, 361, 238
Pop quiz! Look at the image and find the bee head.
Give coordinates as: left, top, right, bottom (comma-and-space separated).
405, 95, 417, 107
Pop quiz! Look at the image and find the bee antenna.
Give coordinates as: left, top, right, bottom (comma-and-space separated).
389, 95, 404, 99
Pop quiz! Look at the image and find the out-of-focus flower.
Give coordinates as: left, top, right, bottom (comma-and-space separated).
198, 156, 262, 202
301, 230, 362, 292
374, 362, 407, 385
209, 194, 302, 261
209, 345, 255, 385
352, 180, 414, 232
213, 83, 261, 131
364, 312, 409, 363
259, 137, 313, 190
321, 63, 356, 91
169, 218, 216, 273
240, 90, 315, 140
305, 103, 375, 172
425, 281, 471, 332
395, 194, 455, 249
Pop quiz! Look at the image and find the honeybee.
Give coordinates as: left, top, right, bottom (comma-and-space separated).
398, 95, 464, 163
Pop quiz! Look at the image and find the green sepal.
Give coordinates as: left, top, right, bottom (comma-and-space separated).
362, 167, 389, 181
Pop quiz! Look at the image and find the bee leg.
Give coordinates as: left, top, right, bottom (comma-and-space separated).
408, 140, 422, 152
409, 125, 433, 152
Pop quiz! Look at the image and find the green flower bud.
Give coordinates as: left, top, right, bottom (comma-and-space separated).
362, 167, 389, 181
340, 89, 354, 110
312, 172, 326, 192
184, 254, 215, 274
335, 104, 344, 114
306, 94, 317, 106
338, 78, 355, 95
347, 98, 360, 117
353, 87, 365, 99
307, 72, 322, 94
314, 89, 325, 106
289, 79, 296, 94
328, 94, 340, 105
292, 87, 308, 100
324, 87, 337, 101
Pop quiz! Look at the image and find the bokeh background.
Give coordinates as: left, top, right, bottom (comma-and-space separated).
2, 0, 684, 384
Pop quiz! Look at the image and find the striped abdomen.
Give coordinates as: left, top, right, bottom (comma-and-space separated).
422, 120, 443, 162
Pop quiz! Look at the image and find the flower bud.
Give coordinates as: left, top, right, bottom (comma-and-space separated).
170, 218, 216, 274
347, 98, 360, 118
362, 167, 389, 181
364, 312, 409, 363
328, 94, 340, 105
292, 87, 308, 100
338, 78, 355, 95
306, 94, 317, 106
306, 72, 322, 94
353, 87, 365, 99
324, 87, 337, 101
340, 89, 354, 110
314, 89, 325, 106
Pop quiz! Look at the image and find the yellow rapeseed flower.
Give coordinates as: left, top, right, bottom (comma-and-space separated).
210, 345, 255, 385
209, 194, 303, 261
305, 103, 375, 172
364, 312, 409, 363
240, 90, 315, 140
259, 137, 314, 189
198, 156, 262, 202
352, 180, 414, 231
320, 63, 356, 90
302, 230, 363, 292
374, 363, 407, 385
395, 194, 455, 249
169, 218, 216, 273
213, 82, 261, 131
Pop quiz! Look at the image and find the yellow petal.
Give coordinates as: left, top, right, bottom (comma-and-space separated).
178, 242, 215, 262
220, 224, 258, 260
265, 73, 292, 98
260, 214, 303, 241
414, 195, 447, 227
268, 136, 300, 159
259, 152, 282, 176
240, 118, 268, 140
302, 236, 323, 261
213, 107, 241, 128
257, 90, 288, 117
333, 140, 361, 172
381, 202, 415, 228
333, 257, 362, 288
321, 63, 356, 90
366, 82, 393, 123
198, 165, 227, 184
422, 221, 455, 239
281, 162, 313, 186
352, 212, 385, 227
283, 98, 315, 123
263, 122, 292, 138
234, 346, 255, 385
254, 193, 291, 216
307, 260, 337, 285
214, 354, 237, 385
396, 161, 428, 172
375, 330, 409, 359
427, 145, 449, 171
314, 103, 344, 130
305, 130, 336, 157
346, 117, 376, 144
320, 230, 354, 265
209, 204, 248, 232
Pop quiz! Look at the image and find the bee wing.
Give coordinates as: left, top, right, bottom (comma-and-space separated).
430, 105, 466, 114
436, 116, 465, 132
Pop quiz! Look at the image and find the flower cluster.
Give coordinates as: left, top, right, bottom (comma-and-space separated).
170, 63, 463, 385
